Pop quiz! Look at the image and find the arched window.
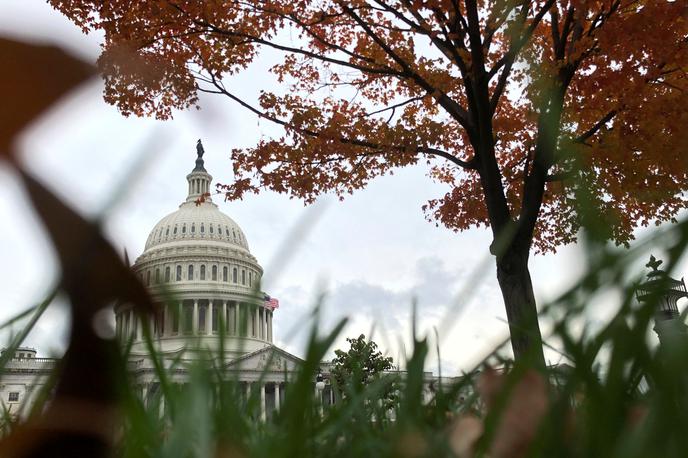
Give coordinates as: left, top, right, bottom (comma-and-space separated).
212, 265, 217, 281
165, 227, 169, 236
173, 225, 178, 235
233, 268, 238, 283
218, 225, 222, 234
164, 266, 170, 282
200, 265, 206, 280
200, 223, 205, 234
188, 264, 194, 280
249, 272, 252, 287
155, 268, 160, 284
209, 225, 213, 234
191, 224, 195, 233
176, 265, 182, 281
226, 227, 229, 236
182, 224, 186, 234
223, 266, 228, 282
146, 270, 151, 286
241, 269, 246, 285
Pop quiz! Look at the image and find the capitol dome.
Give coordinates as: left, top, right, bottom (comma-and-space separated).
116, 140, 275, 359
144, 203, 250, 252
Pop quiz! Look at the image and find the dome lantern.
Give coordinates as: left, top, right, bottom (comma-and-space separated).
186, 139, 213, 203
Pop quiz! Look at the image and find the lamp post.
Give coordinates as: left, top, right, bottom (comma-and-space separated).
636, 255, 688, 344
315, 369, 325, 416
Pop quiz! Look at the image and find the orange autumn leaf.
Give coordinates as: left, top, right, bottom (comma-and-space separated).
0, 37, 94, 156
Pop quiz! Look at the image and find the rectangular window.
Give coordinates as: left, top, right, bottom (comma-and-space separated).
212, 304, 219, 333
132, 316, 138, 339
188, 265, 194, 280
198, 304, 207, 334
223, 266, 228, 282
242, 270, 246, 285
157, 308, 165, 336
212, 265, 217, 281
183, 304, 193, 334
176, 266, 182, 281
200, 265, 206, 280
172, 305, 179, 334
233, 268, 238, 283
8, 392, 19, 402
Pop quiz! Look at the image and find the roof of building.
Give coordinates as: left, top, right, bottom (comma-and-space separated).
142, 140, 250, 253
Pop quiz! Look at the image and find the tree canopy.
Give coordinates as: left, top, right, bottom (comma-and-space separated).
331, 334, 395, 393
52, 0, 688, 363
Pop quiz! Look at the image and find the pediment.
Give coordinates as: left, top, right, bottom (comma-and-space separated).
226, 345, 303, 373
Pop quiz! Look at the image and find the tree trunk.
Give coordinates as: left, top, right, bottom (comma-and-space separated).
495, 246, 546, 367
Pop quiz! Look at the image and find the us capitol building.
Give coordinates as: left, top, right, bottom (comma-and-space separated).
0, 141, 347, 420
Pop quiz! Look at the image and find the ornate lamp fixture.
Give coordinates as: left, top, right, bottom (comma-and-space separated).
636, 255, 688, 343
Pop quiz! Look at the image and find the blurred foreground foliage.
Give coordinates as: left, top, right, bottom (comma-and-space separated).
2, 30, 688, 458
1, 205, 688, 458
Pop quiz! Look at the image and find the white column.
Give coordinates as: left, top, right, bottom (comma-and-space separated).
245, 382, 251, 402
159, 393, 165, 418
256, 308, 261, 338
193, 300, 199, 334
235, 302, 239, 335
275, 383, 281, 412
141, 384, 148, 408
178, 302, 182, 335
221, 300, 227, 334
260, 383, 266, 421
201, 300, 208, 335
263, 309, 267, 340
269, 312, 273, 342
255, 306, 260, 337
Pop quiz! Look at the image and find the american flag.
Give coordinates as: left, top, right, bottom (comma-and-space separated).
264, 295, 279, 310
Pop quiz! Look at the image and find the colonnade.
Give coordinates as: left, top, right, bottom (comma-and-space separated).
116, 300, 274, 343
141, 380, 291, 421
140, 380, 337, 421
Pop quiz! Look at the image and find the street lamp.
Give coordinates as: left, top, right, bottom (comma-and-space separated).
636, 255, 688, 344
315, 370, 326, 392
315, 369, 325, 416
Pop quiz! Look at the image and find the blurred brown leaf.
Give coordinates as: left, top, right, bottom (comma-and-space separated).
0, 167, 154, 457
0, 37, 94, 155
478, 368, 550, 458
448, 414, 483, 458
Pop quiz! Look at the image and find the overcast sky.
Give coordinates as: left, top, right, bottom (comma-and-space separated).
0, 1, 681, 375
